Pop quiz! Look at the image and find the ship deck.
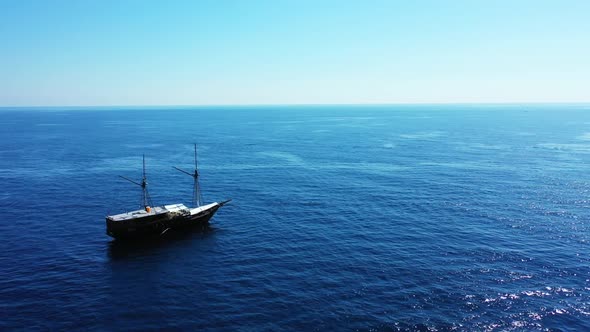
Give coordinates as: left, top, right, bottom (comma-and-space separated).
188, 202, 218, 215
107, 203, 188, 222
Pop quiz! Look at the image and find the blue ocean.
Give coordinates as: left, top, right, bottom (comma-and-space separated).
1, 105, 589, 331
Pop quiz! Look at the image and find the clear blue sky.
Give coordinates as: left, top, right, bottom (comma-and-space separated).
1, 0, 588, 106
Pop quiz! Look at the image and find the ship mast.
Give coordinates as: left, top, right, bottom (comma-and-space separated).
173, 143, 203, 207
119, 154, 153, 210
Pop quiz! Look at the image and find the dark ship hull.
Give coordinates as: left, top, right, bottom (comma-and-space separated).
106, 202, 226, 240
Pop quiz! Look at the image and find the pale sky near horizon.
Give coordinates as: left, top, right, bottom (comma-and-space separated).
0, 0, 589, 106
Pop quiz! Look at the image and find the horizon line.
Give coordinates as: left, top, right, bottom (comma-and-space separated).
1, 101, 590, 109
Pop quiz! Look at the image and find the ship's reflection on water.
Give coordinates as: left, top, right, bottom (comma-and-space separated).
107, 225, 215, 260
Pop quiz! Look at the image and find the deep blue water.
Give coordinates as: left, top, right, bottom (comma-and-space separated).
1, 105, 590, 331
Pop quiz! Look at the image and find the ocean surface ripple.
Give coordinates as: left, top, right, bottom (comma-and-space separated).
1, 105, 589, 331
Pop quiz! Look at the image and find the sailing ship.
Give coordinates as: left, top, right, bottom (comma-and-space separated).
106, 144, 230, 240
